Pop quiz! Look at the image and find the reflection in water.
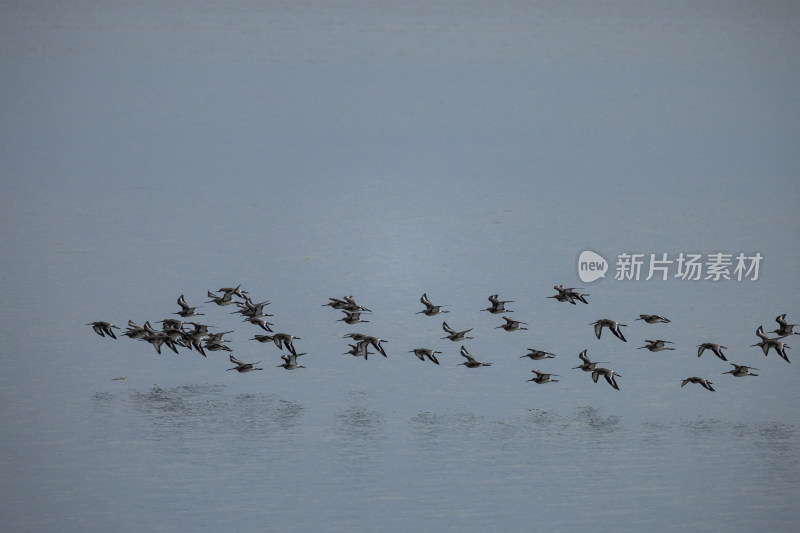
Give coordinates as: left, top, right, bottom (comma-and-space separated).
409, 411, 444, 440
574, 406, 621, 433
729, 422, 751, 440
336, 406, 384, 439
408, 410, 495, 443
92, 391, 113, 402
330, 391, 387, 474
276, 399, 305, 428
408, 406, 629, 455
524, 408, 560, 428
230, 393, 305, 438
678, 418, 800, 477
639, 421, 668, 447
93, 384, 305, 444
334, 392, 385, 442
128, 384, 228, 443
680, 418, 723, 433
756, 422, 798, 476
87, 385, 800, 532
679, 417, 797, 446
758, 422, 794, 449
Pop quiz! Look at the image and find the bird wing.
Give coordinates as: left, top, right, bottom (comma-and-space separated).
372, 339, 387, 357
712, 347, 727, 361
460, 346, 475, 361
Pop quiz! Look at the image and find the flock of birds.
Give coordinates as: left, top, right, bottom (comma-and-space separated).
88, 284, 795, 391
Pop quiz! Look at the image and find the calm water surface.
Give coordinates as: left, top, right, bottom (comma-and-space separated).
1, 2, 799, 532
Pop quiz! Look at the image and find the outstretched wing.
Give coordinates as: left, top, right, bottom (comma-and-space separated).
460, 345, 475, 362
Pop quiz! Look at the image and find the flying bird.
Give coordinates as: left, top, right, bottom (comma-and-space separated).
681, 377, 715, 391
722, 363, 759, 377
227, 354, 262, 373
771, 314, 799, 337
342, 333, 388, 357
409, 348, 442, 365
495, 316, 529, 332
88, 321, 120, 339
636, 314, 670, 324
638, 339, 675, 352
547, 285, 589, 305
337, 310, 370, 325
697, 342, 728, 361
520, 349, 556, 360
175, 294, 204, 317
527, 370, 559, 384
277, 353, 306, 370
441, 321, 474, 341
343, 341, 372, 359
572, 349, 608, 372
591, 367, 621, 390
590, 319, 628, 342
481, 294, 514, 313
458, 346, 491, 368
416, 293, 450, 316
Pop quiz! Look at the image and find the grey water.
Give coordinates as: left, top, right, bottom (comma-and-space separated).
2, 2, 800, 532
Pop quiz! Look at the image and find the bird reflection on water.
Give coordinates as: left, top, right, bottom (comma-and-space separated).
120, 385, 305, 441
334, 391, 385, 442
